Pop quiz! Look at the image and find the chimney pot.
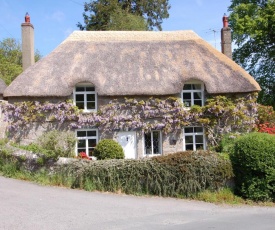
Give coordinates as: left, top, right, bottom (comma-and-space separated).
222, 13, 229, 28
25, 12, 30, 23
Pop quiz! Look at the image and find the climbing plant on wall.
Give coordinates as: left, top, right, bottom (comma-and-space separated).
1, 93, 258, 148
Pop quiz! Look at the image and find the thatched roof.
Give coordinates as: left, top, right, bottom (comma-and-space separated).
4, 30, 260, 97
0, 79, 7, 95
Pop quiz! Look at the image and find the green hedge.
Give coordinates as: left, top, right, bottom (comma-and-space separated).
230, 132, 275, 201
56, 151, 233, 197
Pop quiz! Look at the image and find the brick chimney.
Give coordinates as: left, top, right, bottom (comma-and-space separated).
221, 13, 232, 59
21, 12, 34, 71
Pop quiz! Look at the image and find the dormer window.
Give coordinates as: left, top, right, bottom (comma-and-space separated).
182, 82, 204, 107
74, 84, 97, 112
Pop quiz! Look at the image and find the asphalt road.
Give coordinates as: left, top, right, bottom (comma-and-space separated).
0, 176, 274, 230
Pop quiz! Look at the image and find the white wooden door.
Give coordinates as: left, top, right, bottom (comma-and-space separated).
117, 132, 136, 159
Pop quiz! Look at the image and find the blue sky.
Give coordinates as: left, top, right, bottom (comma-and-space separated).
0, 0, 232, 57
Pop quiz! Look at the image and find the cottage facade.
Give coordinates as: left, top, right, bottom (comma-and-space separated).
3, 30, 260, 159
0, 79, 7, 138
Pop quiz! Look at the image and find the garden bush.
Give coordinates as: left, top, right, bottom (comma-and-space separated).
37, 130, 76, 158
218, 133, 241, 154
93, 139, 124, 160
55, 150, 233, 197
230, 132, 275, 201
11, 131, 77, 162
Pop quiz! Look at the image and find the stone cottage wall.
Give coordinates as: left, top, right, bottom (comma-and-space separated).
4, 92, 257, 158
0, 100, 7, 139
5, 94, 185, 158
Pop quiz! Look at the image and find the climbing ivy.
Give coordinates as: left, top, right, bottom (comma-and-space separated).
1, 93, 258, 148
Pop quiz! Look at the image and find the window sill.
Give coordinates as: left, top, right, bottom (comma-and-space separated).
80, 110, 97, 114
144, 153, 162, 157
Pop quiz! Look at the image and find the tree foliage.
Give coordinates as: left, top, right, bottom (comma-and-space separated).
228, 0, 275, 107
77, 0, 170, 31
106, 8, 147, 30
0, 38, 42, 85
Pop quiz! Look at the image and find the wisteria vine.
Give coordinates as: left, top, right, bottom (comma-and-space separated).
1, 93, 258, 147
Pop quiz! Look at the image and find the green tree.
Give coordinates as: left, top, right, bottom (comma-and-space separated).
0, 38, 42, 85
107, 8, 147, 30
228, 0, 275, 107
77, 0, 170, 31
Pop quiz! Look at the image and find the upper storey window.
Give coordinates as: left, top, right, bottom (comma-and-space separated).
182, 82, 204, 107
74, 85, 97, 112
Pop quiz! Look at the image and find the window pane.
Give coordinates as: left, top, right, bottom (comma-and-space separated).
194, 100, 202, 106
76, 94, 84, 101
193, 84, 201, 90
194, 92, 202, 99
196, 144, 204, 150
78, 148, 86, 153
183, 84, 192, 90
76, 87, 85, 92
145, 133, 152, 155
185, 136, 193, 144
76, 102, 84, 109
184, 127, 194, 133
185, 144, 193, 150
87, 94, 95, 101
183, 100, 191, 107
152, 131, 159, 139
77, 131, 86, 137
152, 132, 160, 154
195, 135, 204, 143
194, 127, 203, 133
87, 102, 95, 109
86, 87, 95, 91
88, 148, 94, 157
88, 139, 97, 147
77, 139, 86, 148
87, 131, 97, 137
182, 93, 191, 100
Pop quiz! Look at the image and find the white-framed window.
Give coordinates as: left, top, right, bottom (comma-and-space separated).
76, 129, 98, 157
183, 127, 206, 151
74, 84, 97, 112
144, 131, 162, 156
182, 82, 204, 107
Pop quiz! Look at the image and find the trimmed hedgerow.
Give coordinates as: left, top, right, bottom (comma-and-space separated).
93, 139, 124, 160
230, 132, 275, 202
55, 150, 233, 197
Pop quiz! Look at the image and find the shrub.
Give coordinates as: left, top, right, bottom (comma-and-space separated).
152, 151, 233, 196
257, 105, 275, 134
93, 139, 124, 160
55, 150, 233, 197
257, 105, 275, 125
12, 131, 77, 161
0, 138, 8, 147
230, 132, 275, 201
218, 133, 242, 153
18, 143, 57, 160
37, 130, 77, 159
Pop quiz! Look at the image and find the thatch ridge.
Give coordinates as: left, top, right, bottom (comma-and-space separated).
65, 30, 200, 42
4, 30, 260, 97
